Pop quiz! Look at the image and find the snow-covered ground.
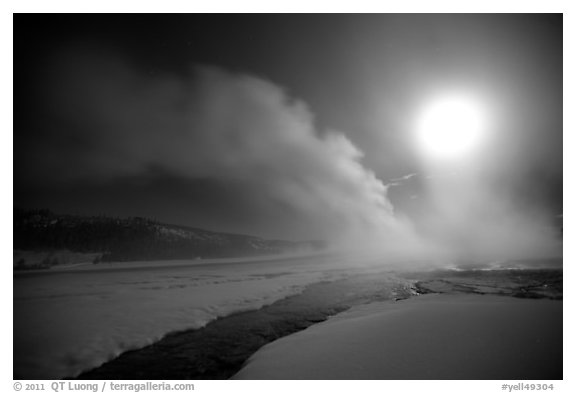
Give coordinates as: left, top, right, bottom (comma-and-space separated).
233, 294, 562, 379
14, 253, 366, 379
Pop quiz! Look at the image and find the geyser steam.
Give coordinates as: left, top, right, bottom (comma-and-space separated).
19, 50, 561, 263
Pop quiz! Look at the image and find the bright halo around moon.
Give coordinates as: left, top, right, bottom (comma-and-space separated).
416, 95, 486, 159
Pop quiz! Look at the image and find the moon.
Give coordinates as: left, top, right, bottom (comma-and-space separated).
416, 95, 485, 159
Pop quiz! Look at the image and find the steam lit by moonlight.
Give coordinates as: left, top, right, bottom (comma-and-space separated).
416, 95, 486, 159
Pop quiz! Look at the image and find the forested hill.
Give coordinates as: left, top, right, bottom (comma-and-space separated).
13, 208, 324, 263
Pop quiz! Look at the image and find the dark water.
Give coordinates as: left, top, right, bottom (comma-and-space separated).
74, 267, 562, 380
76, 272, 413, 379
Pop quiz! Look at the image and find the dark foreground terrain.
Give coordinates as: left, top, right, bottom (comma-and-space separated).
76, 267, 562, 380
406, 268, 563, 299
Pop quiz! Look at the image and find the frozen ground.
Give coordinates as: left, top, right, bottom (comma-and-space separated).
14, 254, 561, 380
14, 253, 373, 379
233, 294, 562, 379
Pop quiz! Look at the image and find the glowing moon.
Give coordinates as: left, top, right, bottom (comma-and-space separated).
416, 95, 485, 159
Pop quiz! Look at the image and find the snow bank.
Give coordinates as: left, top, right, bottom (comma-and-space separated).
14, 254, 356, 379
233, 294, 562, 379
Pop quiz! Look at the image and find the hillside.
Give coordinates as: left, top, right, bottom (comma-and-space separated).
13, 208, 323, 267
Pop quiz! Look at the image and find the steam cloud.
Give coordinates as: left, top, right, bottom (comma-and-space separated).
20, 50, 560, 263
417, 170, 561, 263
21, 52, 419, 251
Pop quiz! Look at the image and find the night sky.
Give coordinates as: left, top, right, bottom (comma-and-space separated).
14, 14, 562, 254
